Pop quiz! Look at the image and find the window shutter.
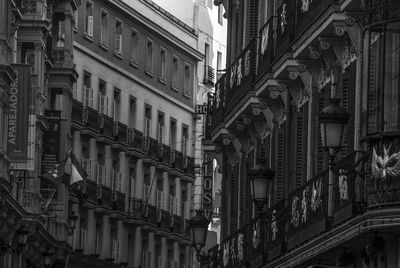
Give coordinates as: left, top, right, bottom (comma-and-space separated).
294, 104, 307, 189
229, 165, 238, 235
315, 88, 327, 175
249, 0, 259, 40
275, 126, 285, 201
243, 151, 253, 225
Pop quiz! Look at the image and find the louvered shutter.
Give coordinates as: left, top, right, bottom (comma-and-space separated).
243, 151, 253, 225
249, 0, 259, 40
314, 88, 328, 176
229, 164, 238, 235
293, 103, 308, 189
274, 125, 285, 201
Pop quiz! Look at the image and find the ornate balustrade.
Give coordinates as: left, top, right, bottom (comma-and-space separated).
113, 121, 128, 145
159, 144, 171, 164
332, 151, 366, 226
71, 99, 83, 125
287, 169, 329, 249
127, 128, 144, 151
363, 0, 400, 25
99, 114, 114, 139
258, 16, 275, 77
148, 137, 159, 159
275, 0, 295, 60
266, 200, 286, 261
83, 106, 99, 132
128, 197, 145, 217
225, 38, 258, 112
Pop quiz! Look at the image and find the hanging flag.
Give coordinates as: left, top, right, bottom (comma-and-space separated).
62, 152, 87, 186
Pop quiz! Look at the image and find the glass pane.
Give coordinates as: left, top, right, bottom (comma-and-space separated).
384, 22, 400, 131
367, 27, 385, 134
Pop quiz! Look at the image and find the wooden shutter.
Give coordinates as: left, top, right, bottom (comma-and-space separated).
241, 151, 253, 225
274, 125, 285, 201
249, 0, 259, 40
314, 87, 328, 176
293, 103, 308, 189
229, 164, 238, 234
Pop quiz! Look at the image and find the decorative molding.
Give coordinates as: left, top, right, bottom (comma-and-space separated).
308, 46, 320, 60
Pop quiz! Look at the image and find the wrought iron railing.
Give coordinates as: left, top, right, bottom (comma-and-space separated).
159, 144, 171, 164
72, 99, 83, 125
99, 114, 114, 139
83, 106, 99, 132
113, 121, 128, 144
258, 16, 275, 77
127, 128, 143, 151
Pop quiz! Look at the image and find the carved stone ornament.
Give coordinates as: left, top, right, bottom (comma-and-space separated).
269, 85, 287, 104
308, 46, 321, 60
280, 4, 288, 34
372, 144, 400, 179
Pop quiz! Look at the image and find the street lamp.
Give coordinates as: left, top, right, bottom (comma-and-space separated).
249, 158, 275, 214
319, 98, 350, 157
319, 98, 350, 221
187, 210, 211, 263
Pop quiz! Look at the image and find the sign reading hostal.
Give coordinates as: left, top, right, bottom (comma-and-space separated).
7, 64, 31, 162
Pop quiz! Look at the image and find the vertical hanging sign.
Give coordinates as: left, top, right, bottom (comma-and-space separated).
203, 153, 213, 219
8, 64, 31, 162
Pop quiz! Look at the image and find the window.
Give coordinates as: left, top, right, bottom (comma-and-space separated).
115, 19, 122, 54
98, 80, 108, 114
100, 11, 108, 46
85, 2, 93, 37
172, 56, 178, 88
144, 105, 152, 137
73, 10, 78, 30
146, 39, 154, 74
217, 51, 222, 71
218, 5, 224, 25
204, 43, 210, 66
170, 119, 177, 150
129, 97, 136, 128
130, 29, 139, 66
113, 89, 121, 121
83, 72, 93, 107
366, 21, 400, 134
159, 48, 167, 81
183, 64, 191, 96
181, 125, 188, 155
157, 112, 165, 144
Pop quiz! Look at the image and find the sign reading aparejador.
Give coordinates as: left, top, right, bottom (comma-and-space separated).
7, 64, 31, 162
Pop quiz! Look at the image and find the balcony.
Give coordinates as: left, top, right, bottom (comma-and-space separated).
98, 114, 114, 140
225, 38, 257, 112
82, 106, 99, 133
274, 0, 294, 60
143, 137, 158, 159
206, 77, 226, 136
203, 65, 215, 85
287, 169, 329, 250
295, 0, 337, 38
258, 16, 275, 77
183, 156, 194, 176
127, 128, 144, 152
147, 204, 158, 225
173, 150, 183, 171
128, 197, 146, 218
113, 121, 128, 145
72, 99, 83, 126
158, 144, 171, 165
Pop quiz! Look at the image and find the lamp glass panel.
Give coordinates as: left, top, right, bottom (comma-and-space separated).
252, 177, 268, 201
325, 123, 345, 148
193, 227, 207, 247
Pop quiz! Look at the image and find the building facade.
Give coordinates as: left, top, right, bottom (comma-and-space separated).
205, 0, 400, 267
0, 0, 202, 267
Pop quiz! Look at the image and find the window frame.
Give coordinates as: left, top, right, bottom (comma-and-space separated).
145, 38, 154, 76
100, 9, 108, 48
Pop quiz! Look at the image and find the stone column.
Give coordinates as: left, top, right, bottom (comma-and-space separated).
105, 145, 112, 188
173, 242, 180, 267
71, 203, 80, 250
89, 138, 97, 181
133, 226, 142, 268
72, 131, 81, 160
101, 215, 111, 259
149, 165, 156, 206
185, 246, 191, 268
135, 159, 143, 199
175, 177, 182, 216
117, 220, 127, 263
148, 232, 155, 268
161, 237, 167, 265
186, 182, 193, 219
163, 172, 170, 210
86, 209, 96, 254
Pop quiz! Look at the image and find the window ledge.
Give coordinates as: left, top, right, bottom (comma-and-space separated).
113, 52, 123, 59
130, 59, 139, 68
171, 85, 179, 92
99, 43, 109, 51
145, 70, 154, 77
83, 34, 94, 42
158, 77, 167, 85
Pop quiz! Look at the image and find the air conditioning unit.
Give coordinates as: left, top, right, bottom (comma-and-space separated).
115, 34, 122, 54
86, 16, 94, 37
